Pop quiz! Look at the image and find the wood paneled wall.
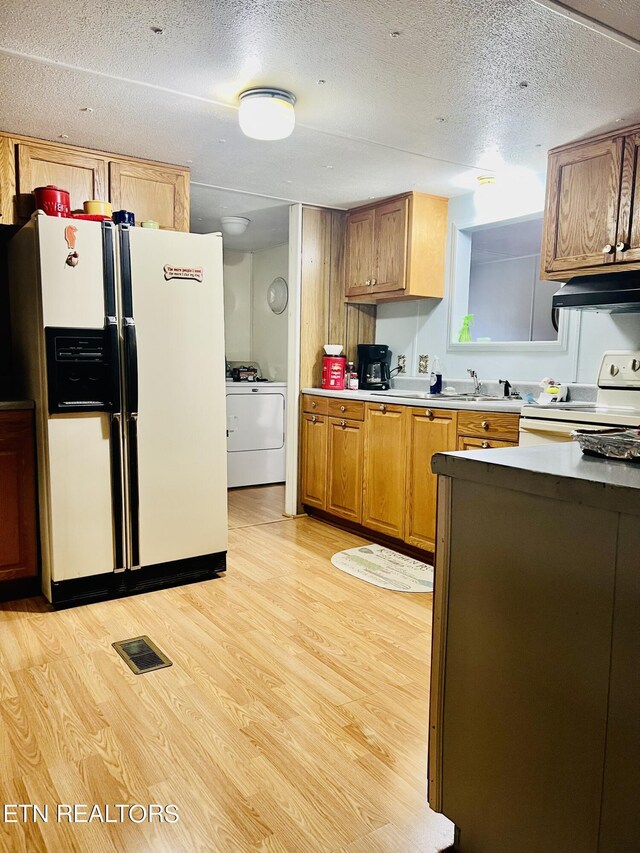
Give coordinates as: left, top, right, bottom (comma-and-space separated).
300, 206, 376, 388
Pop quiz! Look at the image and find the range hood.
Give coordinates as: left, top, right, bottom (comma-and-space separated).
553, 271, 640, 313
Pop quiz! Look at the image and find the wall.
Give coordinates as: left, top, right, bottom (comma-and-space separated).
252, 244, 289, 381
223, 250, 252, 362
299, 207, 376, 388
376, 182, 640, 384
222, 244, 289, 380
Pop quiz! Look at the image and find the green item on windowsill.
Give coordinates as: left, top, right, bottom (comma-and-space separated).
458, 314, 474, 343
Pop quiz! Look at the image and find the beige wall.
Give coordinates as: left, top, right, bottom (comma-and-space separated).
252, 244, 289, 381
222, 250, 252, 362
222, 244, 288, 380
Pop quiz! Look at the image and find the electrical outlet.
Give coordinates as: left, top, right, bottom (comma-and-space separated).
418, 354, 429, 374
397, 355, 406, 374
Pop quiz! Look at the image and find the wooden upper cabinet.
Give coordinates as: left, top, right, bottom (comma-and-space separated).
345, 208, 375, 296
16, 141, 107, 218
373, 196, 409, 294
362, 403, 407, 539
617, 131, 640, 263
109, 160, 189, 231
345, 191, 448, 302
541, 123, 640, 280
405, 408, 457, 552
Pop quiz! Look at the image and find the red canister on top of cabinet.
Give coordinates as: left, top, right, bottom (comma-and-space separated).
34, 185, 71, 217
322, 355, 347, 390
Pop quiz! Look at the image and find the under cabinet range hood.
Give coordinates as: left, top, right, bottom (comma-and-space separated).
553, 271, 640, 313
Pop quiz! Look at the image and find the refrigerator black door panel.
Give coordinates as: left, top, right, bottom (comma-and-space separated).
102, 221, 117, 319
124, 320, 139, 414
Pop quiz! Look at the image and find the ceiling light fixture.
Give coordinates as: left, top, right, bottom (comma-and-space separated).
238, 88, 296, 140
477, 175, 496, 186
221, 216, 250, 235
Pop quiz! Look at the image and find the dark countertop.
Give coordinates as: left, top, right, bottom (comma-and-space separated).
0, 400, 34, 410
432, 442, 640, 515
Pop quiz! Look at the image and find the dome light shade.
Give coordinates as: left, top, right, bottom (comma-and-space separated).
221, 216, 250, 235
238, 88, 296, 140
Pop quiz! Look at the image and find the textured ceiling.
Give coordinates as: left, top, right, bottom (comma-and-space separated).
471, 216, 544, 264
1, 0, 639, 244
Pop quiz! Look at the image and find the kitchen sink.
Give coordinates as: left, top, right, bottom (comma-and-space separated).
369, 390, 512, 402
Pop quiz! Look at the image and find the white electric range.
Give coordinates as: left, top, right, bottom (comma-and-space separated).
519, 351, 640, 445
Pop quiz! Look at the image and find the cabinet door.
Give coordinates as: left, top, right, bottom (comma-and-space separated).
109, 161, 189, 231
16, 142, 107, 218
301, 414, 327, 509
405, 408, 457, 551
0, 135, 16, 223
345, 208, 375, 296
542, 137, 624, 274
0, 411, 37, 582
363, 404, 406, 538
327, 417, 363, 523
373, 196, 409, 294
616, 131, 640, 263
457, 436, 517, 450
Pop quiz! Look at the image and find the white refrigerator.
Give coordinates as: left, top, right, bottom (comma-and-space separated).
10, 214, 228, 606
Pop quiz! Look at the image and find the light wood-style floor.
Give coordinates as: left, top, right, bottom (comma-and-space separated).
228, 483, 286, 529
0, 494, 454, 852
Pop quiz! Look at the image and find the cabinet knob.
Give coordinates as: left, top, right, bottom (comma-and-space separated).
481, 440, 490, 449
340, 405, 346, 412
371, 278, 377, 286
602, 243, 615, 254
481, 420, 489, 430
311, 400, 317, 407
616, 241, 629, 252
340, 420, 346, 428
366, 279, 371, 286
380, 404, 386, 413
425, 409, 433, 418
311, 415, 317, 423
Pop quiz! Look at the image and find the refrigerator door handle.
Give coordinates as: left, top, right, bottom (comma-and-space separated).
125, 410, 141, 570
123, 318, 138, 415
110, 412, 126, 572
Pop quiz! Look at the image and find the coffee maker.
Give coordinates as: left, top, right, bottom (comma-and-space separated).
357, 344, 392, 390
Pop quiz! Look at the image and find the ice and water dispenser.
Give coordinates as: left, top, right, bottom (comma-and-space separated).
45, 327, 118, 414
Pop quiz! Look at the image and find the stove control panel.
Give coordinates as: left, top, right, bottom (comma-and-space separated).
598, 350, 640, 389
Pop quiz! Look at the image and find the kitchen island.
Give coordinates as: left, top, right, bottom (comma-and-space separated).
429, 442, 640, 853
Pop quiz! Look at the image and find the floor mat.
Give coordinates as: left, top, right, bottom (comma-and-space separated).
331, 544, 433, 592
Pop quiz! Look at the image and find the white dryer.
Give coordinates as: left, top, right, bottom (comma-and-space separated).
225, 382, 287, 487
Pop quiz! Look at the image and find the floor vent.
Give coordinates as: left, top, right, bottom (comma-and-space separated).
112, 635, 172, 675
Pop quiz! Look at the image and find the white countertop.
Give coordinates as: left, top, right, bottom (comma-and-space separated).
301, 387, 524, 414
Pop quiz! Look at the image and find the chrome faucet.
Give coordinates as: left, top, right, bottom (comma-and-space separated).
467, 369, 482, 395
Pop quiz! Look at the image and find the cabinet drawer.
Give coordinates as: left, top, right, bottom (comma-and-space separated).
457, 436, 518, 451
327, 398, 365, 420
302, 395, 329, 415
457, 411, 519, 440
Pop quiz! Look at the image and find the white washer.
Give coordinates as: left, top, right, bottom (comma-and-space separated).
226, 381, 287, 487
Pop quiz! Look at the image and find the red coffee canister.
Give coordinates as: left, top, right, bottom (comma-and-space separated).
34, 185, 71, 217
322, 355, 347, 390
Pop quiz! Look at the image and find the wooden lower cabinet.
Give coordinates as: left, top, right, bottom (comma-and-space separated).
0, 410, 37, 584
327, 417, 364, 523
457, 436, 517, 451
300, 413, 327, 509
362, 403, 407, 539
406, 408, 457, 551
